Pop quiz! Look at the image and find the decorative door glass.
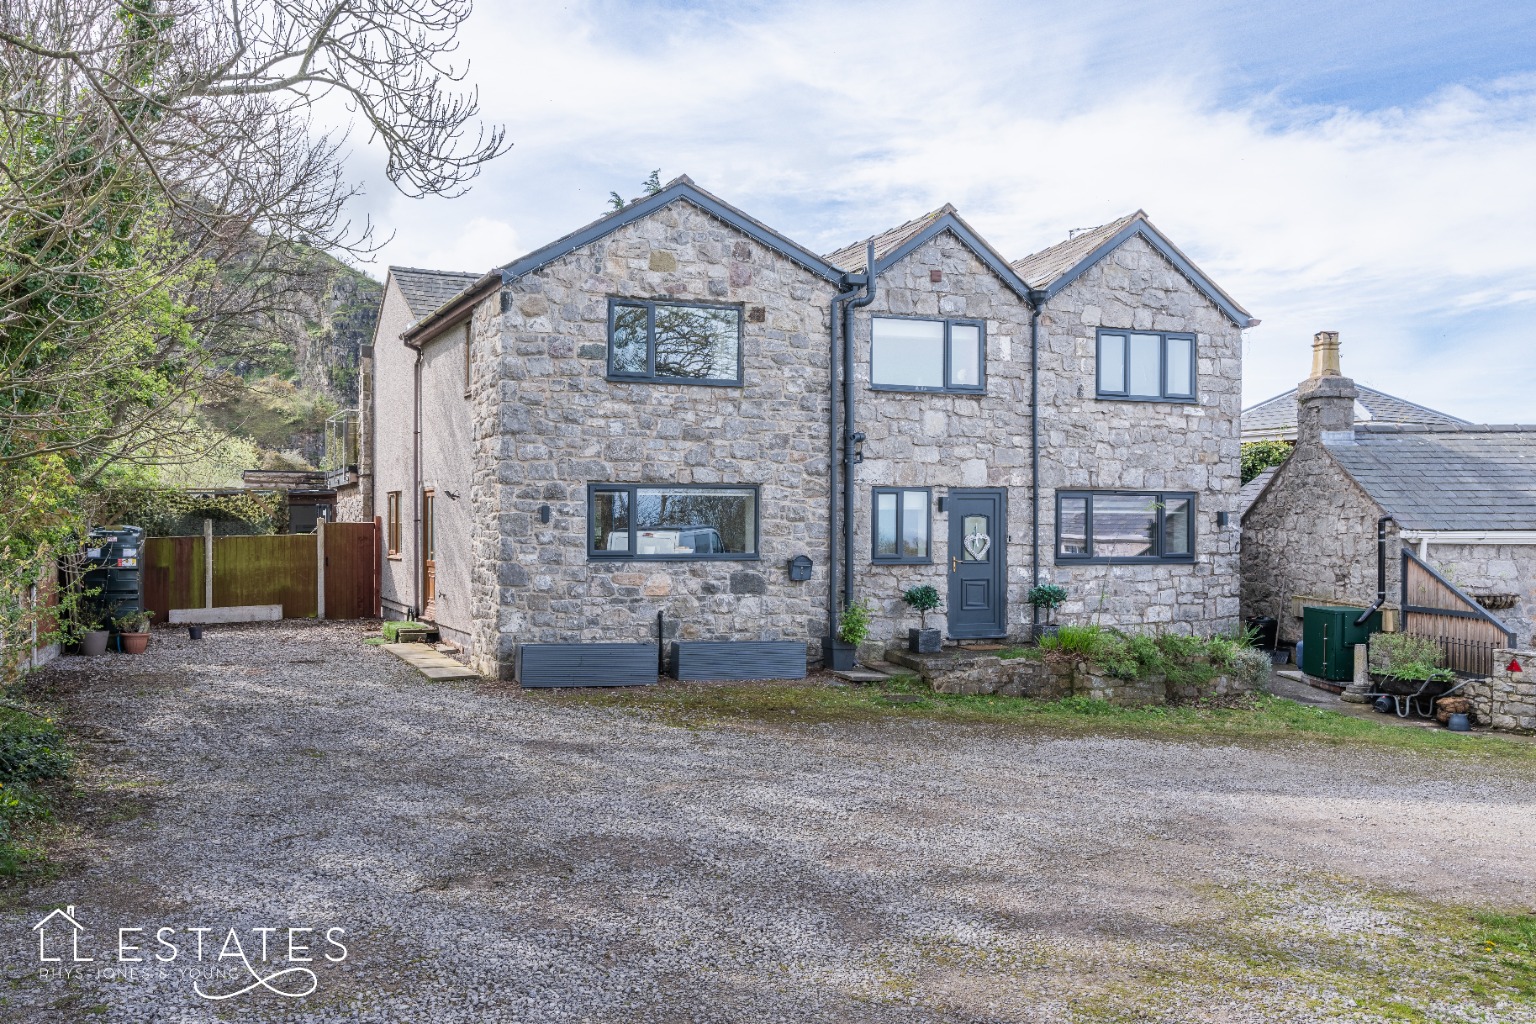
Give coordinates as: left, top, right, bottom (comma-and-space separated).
961, 515, 991, 562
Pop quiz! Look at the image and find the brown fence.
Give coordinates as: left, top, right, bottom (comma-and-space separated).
142, 520, 380, 623
1401, 549, 1514, 675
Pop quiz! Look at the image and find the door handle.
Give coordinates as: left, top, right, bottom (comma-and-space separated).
951, 556, 958, 572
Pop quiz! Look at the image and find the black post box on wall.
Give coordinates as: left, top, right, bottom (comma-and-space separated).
787, 554, 813, 582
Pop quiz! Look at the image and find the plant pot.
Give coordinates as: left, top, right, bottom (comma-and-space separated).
1447, 712, 1471, 732
188, 625, 204, 640
119, 631, 150, 655
81, 630, 110, 656
821, 637, 856, 671
1029, 622, 1060, 643
908, 628, 942, 654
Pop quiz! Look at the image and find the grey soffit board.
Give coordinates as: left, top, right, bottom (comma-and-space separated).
515, 643, 659, 688
669, 641, 809, 681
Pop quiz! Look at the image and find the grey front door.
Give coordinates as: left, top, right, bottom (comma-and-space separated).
947, 489, 1007, 639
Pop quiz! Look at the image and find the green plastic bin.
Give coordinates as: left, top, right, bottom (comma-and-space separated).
1301, 605, 1381, 682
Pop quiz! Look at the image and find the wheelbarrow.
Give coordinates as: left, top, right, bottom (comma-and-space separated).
1363, 674, 1468, 719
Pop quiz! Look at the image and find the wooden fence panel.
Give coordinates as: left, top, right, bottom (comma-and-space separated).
324, 522, 380, 620
142, 537, 204, 624
1401, 550, 1513, 675
212, 535, 318, 619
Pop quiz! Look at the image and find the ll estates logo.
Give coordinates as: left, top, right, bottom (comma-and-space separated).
32, 904, 347, 1000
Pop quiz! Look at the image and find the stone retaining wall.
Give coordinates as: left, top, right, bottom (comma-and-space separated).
1465, 649, 1536, 732
885, 648, 1254, 706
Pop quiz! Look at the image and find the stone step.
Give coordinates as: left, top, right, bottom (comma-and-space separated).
382, 642, 479, 681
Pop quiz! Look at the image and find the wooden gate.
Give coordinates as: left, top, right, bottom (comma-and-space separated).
142, 521, 380, 622
1401, 550, 1514, 675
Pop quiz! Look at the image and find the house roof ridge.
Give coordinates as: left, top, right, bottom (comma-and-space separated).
823, 204, 957, 270
388, 265, 481, 278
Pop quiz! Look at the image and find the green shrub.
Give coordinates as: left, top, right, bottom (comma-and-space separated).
1026, 584, 1067, 611
900, 585, 941, 629
837, 600, 873, 646
1040, 624, 1260, 689
0, 709, 71, 785
1230, 647, 1274, 689
1368, 632, 1454, 683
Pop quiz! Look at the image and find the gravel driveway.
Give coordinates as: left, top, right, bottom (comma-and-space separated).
3, 621, 1534, 1023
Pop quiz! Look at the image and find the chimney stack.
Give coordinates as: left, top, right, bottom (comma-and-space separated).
1296, 330, 1357, 447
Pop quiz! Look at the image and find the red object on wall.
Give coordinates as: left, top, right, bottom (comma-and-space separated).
1508, 657, 1523, 673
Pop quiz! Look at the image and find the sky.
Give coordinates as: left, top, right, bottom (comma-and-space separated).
341, 0, 1536, 421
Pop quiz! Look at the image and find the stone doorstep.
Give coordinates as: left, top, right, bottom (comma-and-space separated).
382, 642, 479, 681
885, 647, 1004, 675
832, 668, 891, 684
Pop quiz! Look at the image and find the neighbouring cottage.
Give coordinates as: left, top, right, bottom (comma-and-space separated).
1242, 332, 1536, 664
351, 176, 1256, 680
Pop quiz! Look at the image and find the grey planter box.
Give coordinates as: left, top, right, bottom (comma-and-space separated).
515, 643, 658, 688
670, 641, 808, 681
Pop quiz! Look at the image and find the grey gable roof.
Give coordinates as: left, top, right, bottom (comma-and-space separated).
1325, 426, 1536, 530
1242, 384, 1469, 442
825, 205, 1034, 299
499, 175, 843, 285
1011, 211, 1257, 328
390, 267, 483, 320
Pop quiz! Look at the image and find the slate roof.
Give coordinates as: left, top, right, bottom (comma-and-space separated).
1242, 384, 1468, 442
390, 267, 483, 320
1238, 466, 1281, 515
1010, 211, 1143, 291
824, 205, 957, 271
1325, 425, 1536, 530
1009, 210, 1255, 327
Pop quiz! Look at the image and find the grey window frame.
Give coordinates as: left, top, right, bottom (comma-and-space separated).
1055, 489, 1197, 564
1095, 329, 1197, 403
606, 298, 744, 386
587, 483, 762, 562
871, 487, 933, 564
869, 314, 987, 394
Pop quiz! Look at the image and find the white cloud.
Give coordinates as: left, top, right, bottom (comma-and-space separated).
347, 0, 1536, 420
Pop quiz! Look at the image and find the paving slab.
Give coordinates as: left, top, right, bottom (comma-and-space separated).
383, 642, 479, 680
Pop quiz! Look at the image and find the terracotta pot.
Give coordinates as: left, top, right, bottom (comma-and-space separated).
119, 632, 150, 654
81, 630, 110, 656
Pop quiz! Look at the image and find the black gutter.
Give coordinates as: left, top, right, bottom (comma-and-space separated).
1027, 291, 1047, 629
1354, 514, 1394, 627
842, 243, 877, 609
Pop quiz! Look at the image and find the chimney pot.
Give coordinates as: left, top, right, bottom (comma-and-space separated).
1310, 330, 1342, 378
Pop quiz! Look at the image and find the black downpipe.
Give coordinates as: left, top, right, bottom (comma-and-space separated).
1028, 294, 1046, 629
657, 610, 666, 674
842, 243, 877, 609
1354, 515, 1394, 626
827, 280, 862, 639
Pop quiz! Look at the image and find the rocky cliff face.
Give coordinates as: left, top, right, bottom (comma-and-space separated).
290, 256, 383, 405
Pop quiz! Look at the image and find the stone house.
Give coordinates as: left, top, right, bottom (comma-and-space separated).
357, 177, 1256, 679
1242, 332, 1536, 650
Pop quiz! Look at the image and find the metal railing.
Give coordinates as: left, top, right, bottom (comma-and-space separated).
322, 410, 359, 480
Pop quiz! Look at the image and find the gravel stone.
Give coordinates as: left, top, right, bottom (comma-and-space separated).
2, 620, 1534, 1022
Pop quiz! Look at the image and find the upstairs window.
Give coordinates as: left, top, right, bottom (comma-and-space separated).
589, 484, 758, 560
1056, 490, 1194, 563
608, 299, 742, 385
1097, 330, 1196, 402
871, 317, 985, 393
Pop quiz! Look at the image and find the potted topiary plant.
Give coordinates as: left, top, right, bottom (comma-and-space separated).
901, 584, 942, 653
823, 599, 872, 671
1026, 584, 1067, 642
112, 609, 154, 654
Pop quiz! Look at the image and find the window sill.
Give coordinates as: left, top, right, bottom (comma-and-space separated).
1093, 394, 1198, 405
387, 553, 403, 561
1054, 556, 1196, 565
871, 557, 934, 566
605, 375, 743, 388
588, 554, 761, 563
869, 385, 986, 396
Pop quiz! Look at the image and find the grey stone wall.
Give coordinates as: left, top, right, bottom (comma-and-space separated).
1241, 445, 1397, 644
1466, 649, 1536, 732
1035, 234, 1245, 635
333, 486, 364, 524
468, 200, 838, 678
847, 232, 1034, 645
1418, 544, 1535, 648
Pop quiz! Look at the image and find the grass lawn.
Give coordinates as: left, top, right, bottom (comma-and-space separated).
554, 673, 1536, 760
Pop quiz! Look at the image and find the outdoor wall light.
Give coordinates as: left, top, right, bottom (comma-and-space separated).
539, 504, 551, 524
